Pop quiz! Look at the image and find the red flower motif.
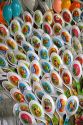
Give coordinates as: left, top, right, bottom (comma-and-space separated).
76, 116, 83, 125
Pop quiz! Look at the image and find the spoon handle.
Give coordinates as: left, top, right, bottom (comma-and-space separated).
59, 117, 63, 125
69, 87, 73, 96
64, 117, 70, 125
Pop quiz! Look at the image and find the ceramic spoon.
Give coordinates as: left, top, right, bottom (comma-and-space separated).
19, 111, 37, 125
41, 93, 55, 119
61, 69, 73, 95
50, 70, 64, 93
41, 93, 56, 125
56, 94, 67, 125
64, 96, 79, 125
29, 100, 46, 124
40, 78, 58, 97
71, 60, 82, 82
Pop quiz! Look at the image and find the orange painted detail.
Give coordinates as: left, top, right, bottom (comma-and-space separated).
70, 1, 81, 12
